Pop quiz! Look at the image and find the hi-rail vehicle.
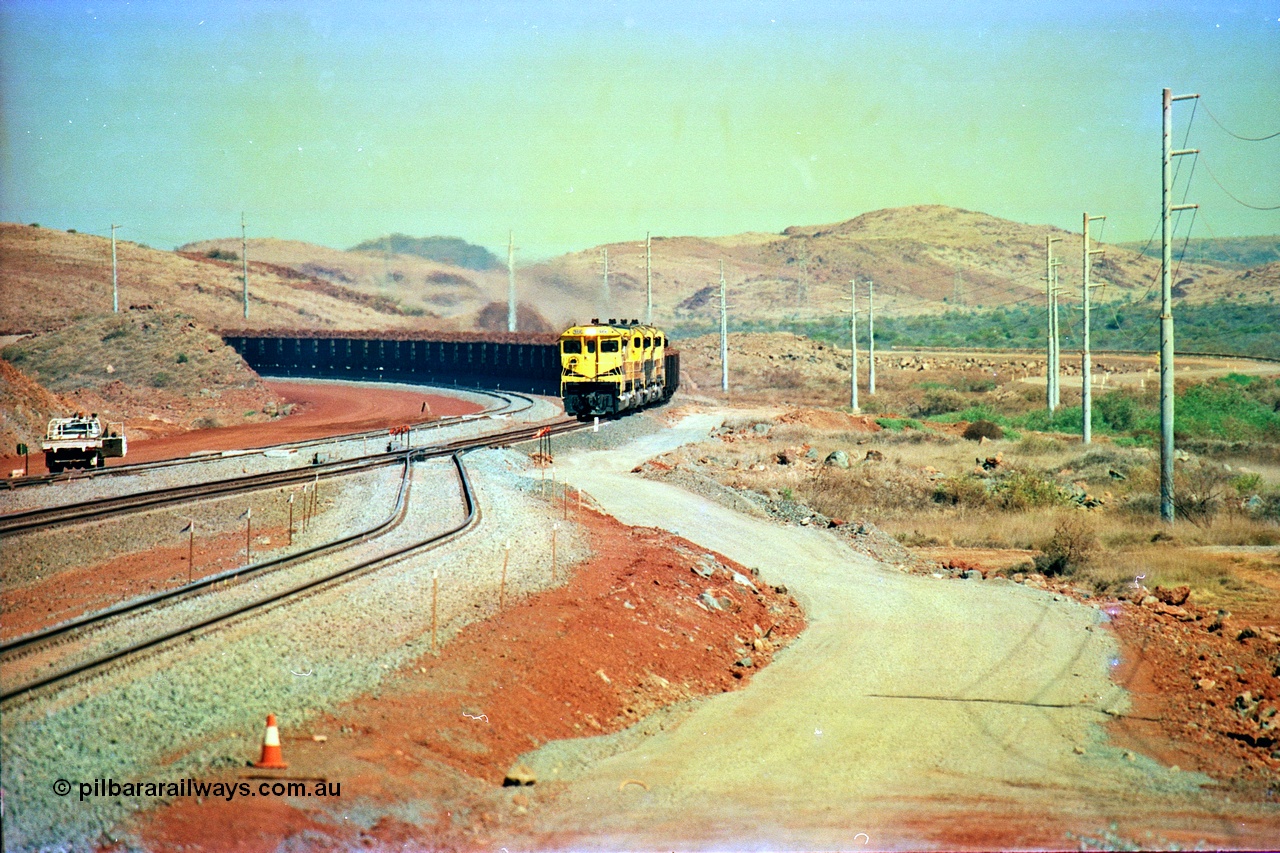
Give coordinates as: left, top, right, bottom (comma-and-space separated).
42, 414, 127, 472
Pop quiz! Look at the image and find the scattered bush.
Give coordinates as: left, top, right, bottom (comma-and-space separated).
916, 388, 968, 416
205, 248, 239, 261
1230, 471, 1263, 496
992, 469, 1066, 511
1095, 391, 1138, 431
933, 475, 989, 507
876, 417, 923, 431
101, 328, 128, 342
962, 420, 1004, 441
1034, 516, 1098, 576
150, 372, 172, 388
176, 352, 189, 364
1174, 461, 1234, 526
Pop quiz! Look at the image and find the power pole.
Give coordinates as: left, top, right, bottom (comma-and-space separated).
241, 212, 249, 320
719, 260, 728, 393
602, 247, 610, 314
1081, 212, 1106, 444
867, 278, 876, 395
507, 230, 517, 332
797, 242, 809, 313
110, 224, 119, 313
1044, 235, 1061, 412
1051, 259, 1062, 409
952, 269, 962, 306
645, 231, 652, 324
1161, 87, 1200, 522
849, 279, 859, 412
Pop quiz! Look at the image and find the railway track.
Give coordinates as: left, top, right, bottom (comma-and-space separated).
0, 386, 536, 492
0, 407, 565, 536
0, 418, 588, 704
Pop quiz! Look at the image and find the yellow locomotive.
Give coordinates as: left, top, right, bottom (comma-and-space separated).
558, 319, 678, 418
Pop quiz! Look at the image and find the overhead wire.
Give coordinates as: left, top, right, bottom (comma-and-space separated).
1200, 99, 1280, 142
1200, 158, 1280, 211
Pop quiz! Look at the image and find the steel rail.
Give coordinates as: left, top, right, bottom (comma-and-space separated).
0, 412, 573, 536
0, 386, 536, 491
0, 452, 438, 703
0, 455, 414, 657
0, 419, 586, 703
0, 454, 397, 536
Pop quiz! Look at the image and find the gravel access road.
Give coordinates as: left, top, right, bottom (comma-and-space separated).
510, 412, 1278, 851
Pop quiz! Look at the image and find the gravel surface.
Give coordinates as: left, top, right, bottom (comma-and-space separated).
0, 382, 554, 516
501, 411, 1244, 851
1, 441, 587, 851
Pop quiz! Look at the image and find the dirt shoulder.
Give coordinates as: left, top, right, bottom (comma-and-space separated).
127, 501, 805, 852
494, 413, 1278, 850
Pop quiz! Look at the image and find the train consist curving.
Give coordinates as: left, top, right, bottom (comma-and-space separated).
558, 319, 679, 418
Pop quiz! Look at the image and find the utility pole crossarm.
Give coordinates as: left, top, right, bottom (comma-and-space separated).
110, 224, 120, 313
645, 232, 653, 325
1159, 87, 1198, 523
507, 230, 517, 332
1081, 213, 1106, 445
241, 213, 249, 320
867, 279, 876, 396
719, 260, 728, 393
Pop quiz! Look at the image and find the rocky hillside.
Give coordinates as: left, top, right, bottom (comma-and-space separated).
0, 359, 74, 457
0, 224, 452, 335
180, 236, 505, 324
1, 310, 283, 442
521, 205, 1257, 328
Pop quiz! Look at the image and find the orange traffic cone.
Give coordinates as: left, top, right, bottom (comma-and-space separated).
253, 713, 289, 769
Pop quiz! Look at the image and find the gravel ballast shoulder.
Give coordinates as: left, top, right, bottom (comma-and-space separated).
1, 442, 590, 850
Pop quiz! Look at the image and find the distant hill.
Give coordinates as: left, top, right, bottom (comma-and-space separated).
521, 205, 1267, 329
349, 234, 502, 272
3, 224, 449, 335
180, 236, 499, 324
1117, 236, 1280, 269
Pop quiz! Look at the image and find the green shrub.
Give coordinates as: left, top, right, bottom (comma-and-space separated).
1095, 391, 1138, 431
876, 417, 923, 431
1230, 472, 1263, 496
917, 388, 968, 416
176, 352, 189, 364
992, 469, 1066, 511
151, 372, 172, 388
932, 475, 989, 507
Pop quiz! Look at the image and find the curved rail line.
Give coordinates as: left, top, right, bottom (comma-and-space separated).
0, 419, 586, 704
0, 455, 414, 659
0, 410, 569, 536
0, 385, 537, 491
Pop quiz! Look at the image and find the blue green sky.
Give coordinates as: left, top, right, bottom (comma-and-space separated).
1, 1, 1277, 259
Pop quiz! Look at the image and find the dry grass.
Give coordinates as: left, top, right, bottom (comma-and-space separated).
675, 408, 1280, 618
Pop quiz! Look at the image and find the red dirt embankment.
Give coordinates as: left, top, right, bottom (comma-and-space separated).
1, 381, 483, 474
130, 506, 805, 852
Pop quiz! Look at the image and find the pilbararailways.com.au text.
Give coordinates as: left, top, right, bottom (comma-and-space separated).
52, 778, 341, 802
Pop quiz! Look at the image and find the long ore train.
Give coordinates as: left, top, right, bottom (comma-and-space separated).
222, 327, 678, 419
559, 319, 678, 418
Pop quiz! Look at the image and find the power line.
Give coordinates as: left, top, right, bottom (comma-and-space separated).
1200, 158, 1280, 210
1201, 99, 1280, 142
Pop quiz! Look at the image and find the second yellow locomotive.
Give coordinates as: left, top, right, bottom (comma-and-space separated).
559, 319, 676, 418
